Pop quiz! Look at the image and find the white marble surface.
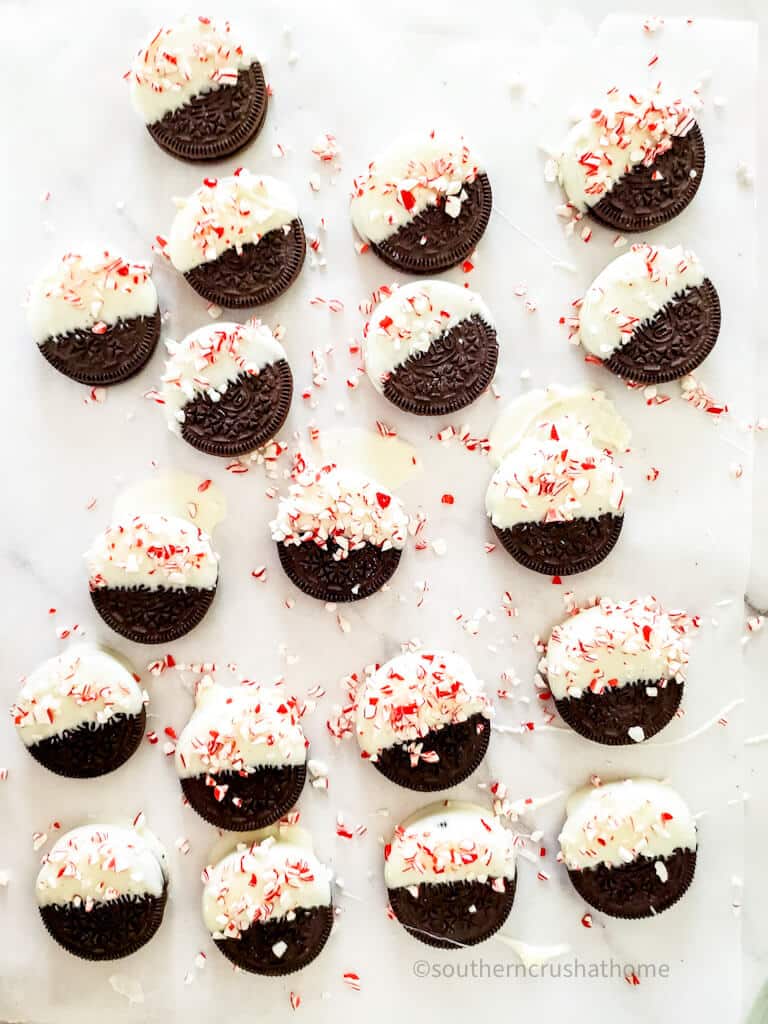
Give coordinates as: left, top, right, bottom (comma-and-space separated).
0, 3, 763, 1023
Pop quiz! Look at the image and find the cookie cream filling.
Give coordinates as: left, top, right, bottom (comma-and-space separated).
27, 250, 157, 345
12, 645, 145, 746
486, 417, 625, 529
543, 597, 699, 700
356, 650, 492, 758
175, 678, 307, 778
202, 826, 332, 938
385, 801, 516, 890
270, 464, 409, 557
36, 824, 168, 907
128, 16, 254, 124
168, 171, 298, 273
364, 281, 494, 391
556, 87, 700, 211
161, 320, 287, 431
86, 512, 219, 591
578, 245, 706, 359
559, 779, 697, 871
350, 132, 484, 244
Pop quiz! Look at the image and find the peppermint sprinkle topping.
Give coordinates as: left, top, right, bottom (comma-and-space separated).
543, 596, 699, 699
486, 417, 625, 529
351, 132, 484, 244
557, 86, 700, 211
270, 464, 409, 558
161, 320, 287, 431
128, 17, 251, 124
356, 650, 492, 758
27, 250, 156, 345
86, 513, 219, 591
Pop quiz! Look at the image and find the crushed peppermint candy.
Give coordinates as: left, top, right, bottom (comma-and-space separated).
555, 85, 701, 214
270, 462, 409, 558
86, 513, 218, 591
127, 17, 252, 124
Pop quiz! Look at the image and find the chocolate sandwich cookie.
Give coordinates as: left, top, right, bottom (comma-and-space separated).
175, 678, 307, 830
356, 650, 492, 791
12, 645, 146, 778
364, 280, 497, 416
168, 170, 305, 308
556, 87, 704, 232
203, 827, 334, 975
350, 131, 492, 274
543, 597, 699, 744
128, 17, 267, 161
86, 512, 219, 644
36, 824, 168, 959
486, 419, 626, 577
559, 779, 698, 918
271, 463, 409, 601
576, 244, 721, 384
486, 387, 631, 576
386, 802, 516, 948
162, 320, 293, 456
27, 249, 160, 386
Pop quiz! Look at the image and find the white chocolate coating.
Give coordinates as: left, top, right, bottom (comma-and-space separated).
36, 824, 167, 907
270, 464, 409, 556
385, 801, 516, 889
168, 171, 298, 273
485, 417, 626, 529
128, 16, 254, 124
363, 281, 494, 392
175, 678, 307, 778
559, 779, 697, 870
113, 473, 226, 538
27, 250, 157, 345
578, 245, 706, 358
556, 88, 699, 211
12, 645, 145, 746
544, 597, 698, 699
86, 512, 219, 591
202, 826, 331, 938
355, 650, 491, 758
350, 132, 484, 244
161, 320, 287, 432
489, 386, 631, 465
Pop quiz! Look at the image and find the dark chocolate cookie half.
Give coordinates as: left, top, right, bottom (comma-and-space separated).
604, 278, 720, 384
38, 310, 161, 386
184, 219, 306, 308
180, 361, 293, 457
588, 124, 705, 232
372, 715, 490, 792
554, 679, 682, 745
147, 62, 268, 162
214, 904, 334, 976
492, 514, 623, 577
25, 708, 147, 779
181, 763, 307, 831
371, 174, 492, 274
382, 316, 498, 416
39, 889, 167, 960
276, 540, 402, 602
566, 848, 696, 919
388, 877, 516, 949
90, 584, 216, 645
